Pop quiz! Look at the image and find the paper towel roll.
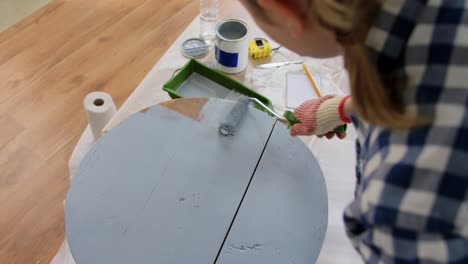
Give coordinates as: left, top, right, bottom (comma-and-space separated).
84, 92, 117, 140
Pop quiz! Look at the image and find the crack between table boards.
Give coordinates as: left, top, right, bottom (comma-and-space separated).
212, 120, 278, 263
121, 149, 177, 235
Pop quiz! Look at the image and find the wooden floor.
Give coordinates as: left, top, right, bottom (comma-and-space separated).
0, 0, 198, 263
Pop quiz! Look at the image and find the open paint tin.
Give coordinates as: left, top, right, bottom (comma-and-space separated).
215, 19, 249, 74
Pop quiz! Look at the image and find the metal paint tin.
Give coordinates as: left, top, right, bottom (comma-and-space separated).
215, 19, 249, 74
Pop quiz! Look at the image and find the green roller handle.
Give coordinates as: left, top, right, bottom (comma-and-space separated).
333, 124, 347, 133
283, 110, 300, 127
283, 110, 347, 133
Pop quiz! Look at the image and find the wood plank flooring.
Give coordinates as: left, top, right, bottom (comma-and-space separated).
0, 1, 198, 263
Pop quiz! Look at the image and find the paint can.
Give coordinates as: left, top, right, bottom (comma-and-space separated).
215, 19, 249, 74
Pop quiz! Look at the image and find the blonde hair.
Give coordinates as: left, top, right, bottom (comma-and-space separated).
246, 0, 422, 129
312, 0, 423, 128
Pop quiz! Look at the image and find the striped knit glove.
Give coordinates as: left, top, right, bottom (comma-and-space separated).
290, 95, 350, 136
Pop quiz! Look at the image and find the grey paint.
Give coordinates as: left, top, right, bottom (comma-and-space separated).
65, 99, 328, 264
217, 20, 248, 40
65, 99, 275, 264
219, 96, 250, 136
176, 72, 238, 99
216, 124, 328, 264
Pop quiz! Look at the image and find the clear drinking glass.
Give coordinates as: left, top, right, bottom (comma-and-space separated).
200, 0, 219, 44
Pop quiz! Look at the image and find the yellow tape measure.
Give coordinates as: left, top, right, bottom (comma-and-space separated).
249, 38, 273, 59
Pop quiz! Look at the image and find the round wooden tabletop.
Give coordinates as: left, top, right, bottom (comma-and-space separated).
65, 98, 328, 264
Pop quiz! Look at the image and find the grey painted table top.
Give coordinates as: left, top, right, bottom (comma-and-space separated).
65, 98, 328, 264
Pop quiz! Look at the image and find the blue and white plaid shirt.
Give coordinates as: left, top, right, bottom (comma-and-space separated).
344, 1, 468, 263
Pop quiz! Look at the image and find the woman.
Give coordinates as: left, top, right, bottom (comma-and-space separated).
240, 0, 468, 263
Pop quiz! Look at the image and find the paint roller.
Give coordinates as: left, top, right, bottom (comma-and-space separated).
218, 96, 347, 136
218, 96, 298, 136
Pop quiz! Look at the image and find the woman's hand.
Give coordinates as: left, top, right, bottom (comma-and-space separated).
290, 95, 352, 139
